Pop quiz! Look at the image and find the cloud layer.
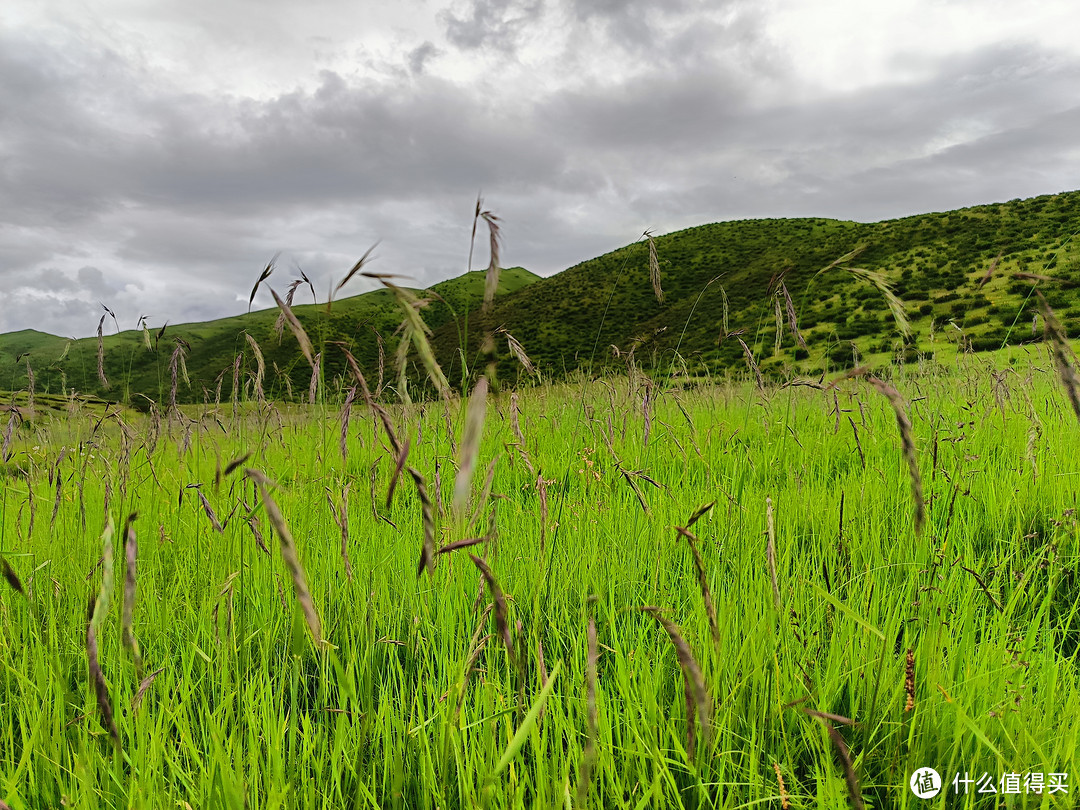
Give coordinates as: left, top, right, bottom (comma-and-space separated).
2, 0, 1078, 336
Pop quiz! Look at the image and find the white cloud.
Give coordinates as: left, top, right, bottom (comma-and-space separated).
1, 0, 1078, 336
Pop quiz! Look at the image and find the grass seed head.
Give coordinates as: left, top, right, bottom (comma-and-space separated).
96, 314, 110, 390
773, 764, 790, 809
482, 210, 502, 313
327, 485, 353, 582
766, 496, 781, 609
86, 594, 120, 749
190, 486, 224, 534
387, 437, 411, 510
271, 288, 315, 368
641, 606, 711, 753
1, 556, 26, 598
824, 721, 864, 810
132, 667, 165, 713
121, 512, 143, 680
686, 501, 715, 529
332, 243, 378, 303
0, 408, 18, 464
246, 469, 324, 645
904, 649, 915, 712
781, 282, 807, 350
454, 376, 488, 519
645, 230, 664, 305
410, 467, 436, 578
438, 536, 485, 555
499, 329, 537, 378
737, 338, 765, 392
248, 253, 278, 310
845, 266, 910, 338
867, 377, 925, 535
1036, 291, 1080, 424
274, 279, 303, 342
308, 351, 321, 404
469, 554, 513, 663
244, 333, 266, 401
676, 526, 720, 646
90, 519, 116, 630
576, 609, 599, 805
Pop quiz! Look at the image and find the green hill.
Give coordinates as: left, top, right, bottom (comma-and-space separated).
0, 266, 540, 405
431, 190, 1080, 385
4, 189, 1080, 405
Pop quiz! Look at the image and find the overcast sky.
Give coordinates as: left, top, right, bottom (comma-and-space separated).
3, 0, 1079, 337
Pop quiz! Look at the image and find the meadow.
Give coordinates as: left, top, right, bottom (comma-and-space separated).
1, 335, 1079, 809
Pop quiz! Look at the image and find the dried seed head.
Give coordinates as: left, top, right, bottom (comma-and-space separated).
387, 437, 411, 510
1037, 291, 1080, 425
454, 376, 488, 518
845, 266, 910, 337
469, 554, 513, 662
641, 606, 711, 752
244, 333, 266, 401
773, 763, 791, 809
246, 469, 324, 646
410, 467, 436, 578
781, 282, 807, 350
189, 486, 224, 534
121, 513, 143, 680
499, 329, 537, 378
686, 501, 715, 529
132, 667, 165, 713
766, 496, 781, 609
576, 610, 599, 805
332, 243, 378, 302
904, 649, 915, 713
867, 377, 924, 535
437, 536, 485, 555
86, 594, 120, 748
327, 485, 353, 582
482, 210, 502, 313
271, 288, 315, 368
2, 556, 26, 598
676, 526, 720, 646
737, 338, 764, 392
248, 253, 278, 310
96, 314, 110, 390
643, 230, 663, 305
308, 351, 321, 404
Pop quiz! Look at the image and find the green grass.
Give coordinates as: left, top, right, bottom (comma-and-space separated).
1, 341, 1078, 808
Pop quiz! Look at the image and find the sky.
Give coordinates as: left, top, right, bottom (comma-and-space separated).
2, 0, 1079, 337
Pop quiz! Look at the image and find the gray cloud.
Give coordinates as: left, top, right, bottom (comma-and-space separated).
0, 3, 1078, 337
408, 41, 441, 74
441, 0, 544, 52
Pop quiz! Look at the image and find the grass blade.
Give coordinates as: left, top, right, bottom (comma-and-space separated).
490, 659, 563, 778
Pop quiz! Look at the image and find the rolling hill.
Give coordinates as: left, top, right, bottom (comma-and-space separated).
0, 267, 540, 406
2, 189, 1079, 405
432, 190, 1080, 386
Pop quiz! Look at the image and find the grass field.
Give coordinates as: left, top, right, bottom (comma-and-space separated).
1, 340, 1079, 808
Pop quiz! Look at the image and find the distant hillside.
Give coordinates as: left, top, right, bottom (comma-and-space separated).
0, 267, 540, 404
3, 190, 1080, 405
431, 190, 1080, 385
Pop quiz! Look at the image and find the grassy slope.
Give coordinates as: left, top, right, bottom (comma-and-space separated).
0, 267, 539, 404
0, 355, 1077, 807
433, 190, 1080, 385
3, 189, 1079, 404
